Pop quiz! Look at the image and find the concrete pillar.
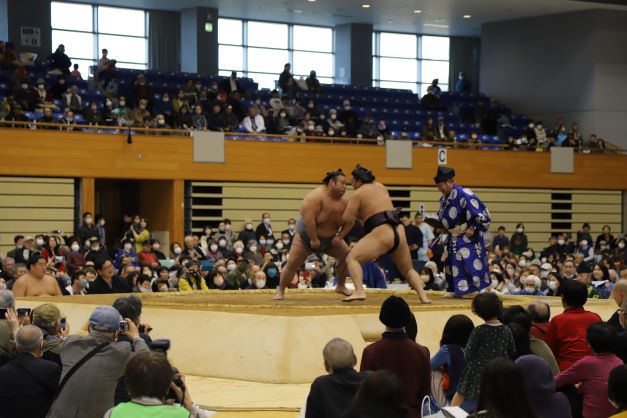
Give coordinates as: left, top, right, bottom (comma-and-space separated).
334, 23, 373, 87
180, 7, 218, 75
6, 0, 52, 58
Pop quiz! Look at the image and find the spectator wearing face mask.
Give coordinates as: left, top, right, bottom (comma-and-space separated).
77, 212, 100, 245
228, 258, 251, 289
256, 213, 274, 241
246, 270, 268, 290
65, 270, 88, 296
575, 238, 595, 264
115, 239, 138, 269
595, 225, 616, 255
518, 275, 544, 296
206, 268, 235, 290
244, 240, 264, 265
205, 240, 223, 261
65, 239, 85, 275
510, 223, 528, 255
338, 100, 358, 136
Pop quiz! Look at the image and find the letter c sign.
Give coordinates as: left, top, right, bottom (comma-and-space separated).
437, 148, 447, 166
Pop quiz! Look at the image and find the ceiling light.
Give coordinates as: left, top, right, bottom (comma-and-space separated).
463, 14, 472, 19
414, 9, 422, 14
362, 4, 371, 8
308, 0, 316, 2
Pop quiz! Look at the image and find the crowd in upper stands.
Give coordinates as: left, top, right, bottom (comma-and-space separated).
0, 41, 613, 150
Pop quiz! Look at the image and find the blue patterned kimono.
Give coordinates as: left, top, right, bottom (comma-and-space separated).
437, 184, 491, 295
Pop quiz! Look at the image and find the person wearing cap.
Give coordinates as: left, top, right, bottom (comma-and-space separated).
576, 262, 602, 299
432, 166, 492, 297
0, 325, 60, 418
46, 306, 149, 418
335, 165, 431, 303
31, 303, 69, 366
274, 169, 352, 300
12, 254, 62, 297
360, 296, 430, 416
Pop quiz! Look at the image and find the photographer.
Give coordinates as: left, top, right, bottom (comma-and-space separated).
46, 306, 149, 418
104, 351, 209, 418
31, 303, 70, 366
178, 260, 208, 291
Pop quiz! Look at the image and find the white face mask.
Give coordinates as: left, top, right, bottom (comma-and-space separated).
255, 280, 266, 289
210, 244, 218, 252
558, 239, 565, 246
525, 286, 536, 294
619, 242, 626, 249
246, 223, 253, 230
506, 268, 515, 277
580, 240, 588, 247
518, 259, 527, 268
85, 217, 93, 225
288, 224, 296, 231
282, 239, 290, 246
235, 247, 243, 254
227, 264, 236, 271
263, 218, 271, 226
139, 287, 151, 293
173, 246, 182, 255
218, 240, 227, 247
516, 228, 523, 233
548, 281, 558, 290
259, 239, 266, 246
267, 239, 275, 245
276, 242, 284, 250
71, 244, 80, 252
124, 243, 132, 251
250, 246, 258, 253
540, 270, 549, 279
36, 238, 45, 246
491, 279, 499, 288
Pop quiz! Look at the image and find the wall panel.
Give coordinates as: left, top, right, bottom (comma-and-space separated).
0, 177, 75, 255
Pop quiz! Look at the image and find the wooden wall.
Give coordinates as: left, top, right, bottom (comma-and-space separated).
1, 129, 626, 190
0, 176, 75, 255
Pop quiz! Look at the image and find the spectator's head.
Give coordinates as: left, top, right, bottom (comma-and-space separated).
515, 355, 558, 401
0, 290, 15, 309
101, 48, 108, 56
95, 257, 115, 280
602, 224, 611, 235
608, 365, 627, 411
561, 280, 588, 308
472, 292, 503, 321
355, 370, 404, 408
13, 234, 25, 248
113, 295, 143, 326
125, 351, 174, 400
322, 338, 356, 373
477, 358, 538, 418
576, 262, 592, 284
56, 44, 65, 53
15, 325, 44, 357
379, 295, 411, 331
248, 106, 258, 118
27, 254, 47, 279
507, 322, 532, 359
613, 279, 627, 309
562, 259, 575, 277
284, 63, 290, 71
253, 271, 266, 289
527, 301, 550, 324
591, 263, 609, 282
32, 303, 63, 335
88, 305, 123, 339
440, 314, 474, 347
586, 322, 617, 354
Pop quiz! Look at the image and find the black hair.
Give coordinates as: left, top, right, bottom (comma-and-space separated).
507, 322, 532, 359
498, 226, 506, 231
440, 314, 474, 347
355, 370, 405, 409
608, 365, 627, 410
27, 254, 46, 270
113, 295, 143, 324
125, 351, 173, 399
502, 305, 532, 332
322, 169, 345, 185
13, 235, 24, 244
586, 322, 617, 354
94, 257, 113, 271
592, 263, 610, 281
71, 270, 85, 284
472, 292, 503, 321
561, 280, 588, 308
405, 312, 418, 341
477, 358, 540, 418
351, 165, 375, 183
137, 274, 152, 285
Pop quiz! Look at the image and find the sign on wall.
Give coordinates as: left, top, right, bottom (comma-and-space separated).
20, 26, 41, 47
437, 148, 447, 165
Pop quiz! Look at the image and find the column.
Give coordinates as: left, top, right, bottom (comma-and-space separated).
180, 7, 219, 75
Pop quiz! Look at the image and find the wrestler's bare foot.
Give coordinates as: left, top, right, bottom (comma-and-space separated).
343, 291, 366, 302
335, 286, 353, 297
443, 292, 462, 298
418, 294, 432, 304
272, 289, 285, 301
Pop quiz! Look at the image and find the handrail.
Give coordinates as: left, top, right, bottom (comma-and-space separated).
0, 120, 624, 154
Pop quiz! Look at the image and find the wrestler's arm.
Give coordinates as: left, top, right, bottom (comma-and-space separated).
336, 194, 359, 241
300, 192, 321, 243
49, 275, 63, 296
11, 278, 26, 297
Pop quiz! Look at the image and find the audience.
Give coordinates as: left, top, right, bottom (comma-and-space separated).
516, 355, 572, 418
304, 338, 364, 418
360, 296, 430, 417
46, 306, 149, 418
343, 370, 410, 418
0, 325, 60, 418
608, 365, 627, 418
31, 303, 67, 366
545, 280, 602, 371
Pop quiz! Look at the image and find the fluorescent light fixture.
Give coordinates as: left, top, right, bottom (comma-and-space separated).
414, 9, 422, 14
463, 14, 472, 19
362, 4, 371, 8
424, 23, 449, 28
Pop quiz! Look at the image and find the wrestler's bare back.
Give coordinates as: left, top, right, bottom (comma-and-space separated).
350, 182, 395, 222
302, 187, 348, 238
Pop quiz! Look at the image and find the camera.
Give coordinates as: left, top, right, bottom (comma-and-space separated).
188, 270, 201, 279
119, 321, 129, 331
17, 308, 31, 318
151, 339, 186, 399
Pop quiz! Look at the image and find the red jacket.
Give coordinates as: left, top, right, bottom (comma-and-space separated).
530, 322, 550, 341
545, 307, 602, 371
137, 251, 159, 267
360, 332, 430, 418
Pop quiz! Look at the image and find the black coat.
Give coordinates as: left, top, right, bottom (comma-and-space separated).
306, 368, 365, 418
0, 352, 60, 418
87, 275, 131, 294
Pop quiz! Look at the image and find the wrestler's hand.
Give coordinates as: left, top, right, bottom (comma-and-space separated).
310, 238, 320, 252
465, 227, 475, 238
